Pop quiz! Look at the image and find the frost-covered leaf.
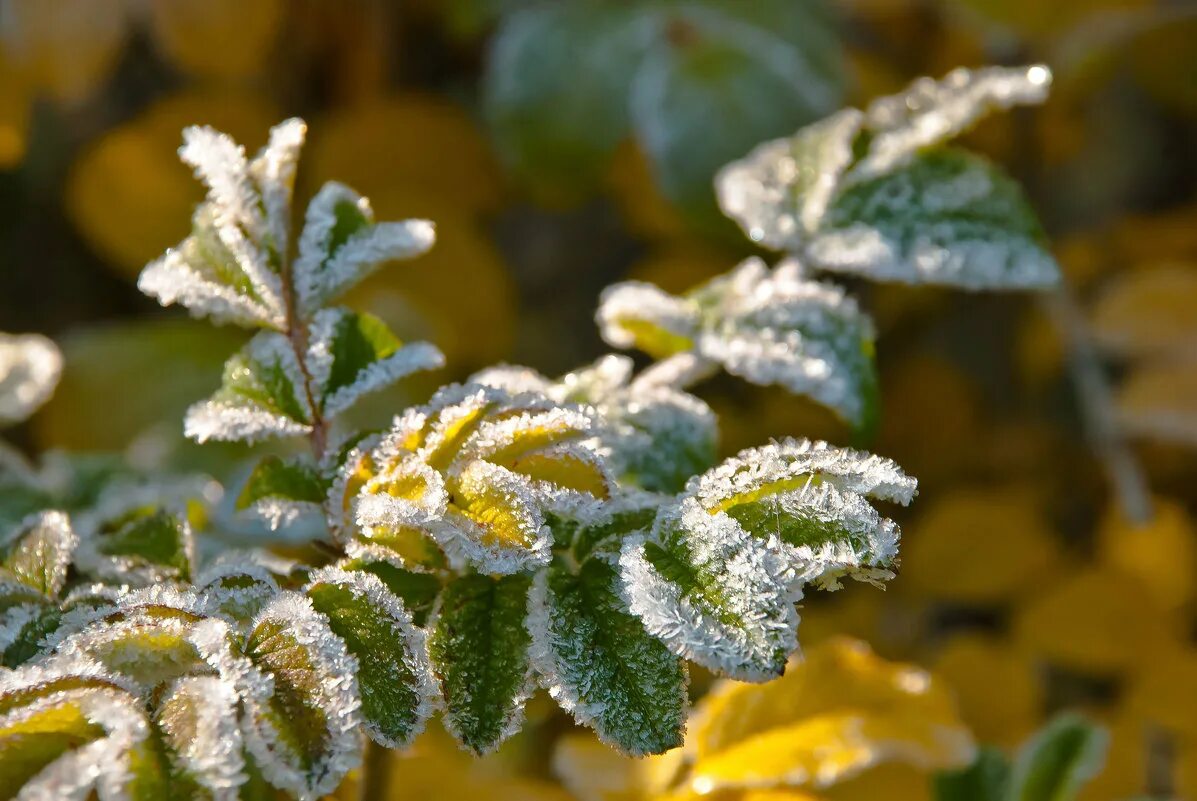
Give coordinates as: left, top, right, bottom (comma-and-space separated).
428, 573, 532, 754
556, 495, 660, 564
598, 260, 880, 432
716, 109, 864, 250
0, 333, 63, 426
185, 332, 312, 444
155, 674, 247, 800
528, 557, 686, 755
686, 637, 975, 793
0, 510, 76, 597
476, 357, 718, 494
0, 601, 62, 667
619, 499, 798, 682
304, 567, 437, 748
138, 122, 306, 329
808, 149, 1059, 290
238, 455, 329, 530
700, 258, 878, 432
304, 307, 443, 418
293, 181, 435, 315
596, 281, 700, 360
347, 383, 610, 575
336, 556, 441, 627
858, 64, 1052, 179
84, 506, 195, 584
0, 661, 169, 801
716, 65, 1059, 291
1007, 714, 1107, 801
239, 592, 363, 800
195, 553, 283, 623
684, 437, 916, 590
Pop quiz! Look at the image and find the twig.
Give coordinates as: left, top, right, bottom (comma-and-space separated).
1045, 287, 1153, 524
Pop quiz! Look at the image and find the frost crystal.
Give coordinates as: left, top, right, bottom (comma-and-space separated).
156, 675, 247, 800
0, 333, 63, 426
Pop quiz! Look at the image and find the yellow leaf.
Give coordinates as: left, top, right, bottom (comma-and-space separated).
508, 448, 611, 499
307, 94, 504, 217
1090, 263, 1197, 358
1096, 496, 1195, 612
553, 732, 684, 801
1076, 712, 1149, 801
932, 634, 1043, 748
146, 0, 282, 79
899, 487, 1061, 605
450, 464, 540, 551
1013, 566, 1179, 674
66, 90, 279, 275
686, 638, 973, 793
0, 0, 127, 103
1124, 645, 1197, 738
1116, 361, 1197, 448
820, 762, 932, 801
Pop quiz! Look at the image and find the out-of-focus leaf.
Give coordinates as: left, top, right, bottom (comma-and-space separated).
630, 15, 839, 226
1007, 714, 1107, 801
35, 319, 245, 452
146, 0, 283, 79
0, 333, 62, 427
1096, 496, 1195, 612
932, 634, 1043, 749
1089, 263, 1197, 358
900, 487, 1061, 605
551, 731, 684, 801
485, 1, 655, 198
1116, 360, 1197, 448
935, 748, 1011, 801
1013, 567, 1176, 674
428, 572, 533, 755
0, 0, 127, 102
91, 507, 194, 583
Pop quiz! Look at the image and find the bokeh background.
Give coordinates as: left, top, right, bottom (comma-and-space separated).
1, 1, 1196, 798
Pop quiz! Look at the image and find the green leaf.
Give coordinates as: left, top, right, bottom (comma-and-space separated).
305, 568, 437, 748
528, 557, 687, 755
1, 602, 62, 667
94, 507, 194, 583
629, 12, 840, 227
936, 748, 1011, 801
306, 308, 443, 418
241, 592, 363, 799
556, 503, 659, 563
1007, 714, 1107, 801
339, 557, 441, 626
0, 510, 76, 597
185, 332, 313, 445
429, 573, 533, 754
238, 455, 328, 528
619, 502, 798, 682
808, 148, 1059, 290
484, 1, 656, 197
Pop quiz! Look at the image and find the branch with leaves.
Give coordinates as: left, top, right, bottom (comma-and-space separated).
0, 65, 1069, 800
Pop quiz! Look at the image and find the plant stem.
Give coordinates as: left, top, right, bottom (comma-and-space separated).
1046, 288, 1153, 524
360, 739, 392, 801
279, 252, 328, 461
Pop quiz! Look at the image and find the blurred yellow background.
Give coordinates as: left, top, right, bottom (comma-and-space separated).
1, 1, 1195, 798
